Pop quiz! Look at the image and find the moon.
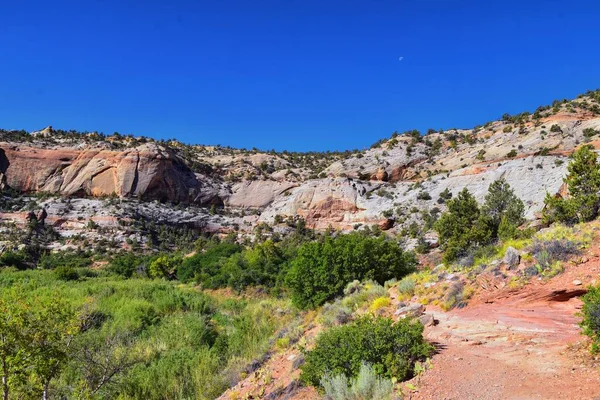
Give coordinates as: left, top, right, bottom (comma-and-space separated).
398, 56, 404, 61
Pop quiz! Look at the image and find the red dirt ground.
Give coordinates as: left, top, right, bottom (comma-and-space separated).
404, 253, 600, 400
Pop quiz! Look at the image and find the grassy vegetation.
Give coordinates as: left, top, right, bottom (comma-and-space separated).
0, 269, 298, 399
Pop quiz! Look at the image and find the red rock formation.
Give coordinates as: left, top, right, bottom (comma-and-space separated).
0, 142, 219, 205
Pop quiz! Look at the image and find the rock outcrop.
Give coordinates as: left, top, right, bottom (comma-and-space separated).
0, 142, 225, 206
3, 96, 600, 234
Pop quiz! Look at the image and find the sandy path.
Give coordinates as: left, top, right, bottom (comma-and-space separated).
406, 284, 600, 400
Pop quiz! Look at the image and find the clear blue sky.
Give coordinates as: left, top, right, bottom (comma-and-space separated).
1, 1, 598, 151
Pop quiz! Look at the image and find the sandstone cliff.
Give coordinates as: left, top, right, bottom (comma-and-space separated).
2, 91, 600, 234
0, 142, 227, 206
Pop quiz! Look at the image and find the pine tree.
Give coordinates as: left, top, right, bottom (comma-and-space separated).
544, 145, 600, 224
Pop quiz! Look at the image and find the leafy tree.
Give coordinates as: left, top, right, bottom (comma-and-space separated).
29, 298, 80, 400
54, 266, 80, 281
220, 240, 288, 292
0, 288, 80, 400
285, 233, 416, 309
149, 256, 181, 280
0, 289, 27, 400
300, 316, 433, 387
38, 250, 92, 270
544, 145, 600, 224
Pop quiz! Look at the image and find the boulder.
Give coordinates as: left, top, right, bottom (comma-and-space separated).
378, 218, 395, 230
418, 313, 435, 327
372, 167, 388, 182
394, 303, 425, 318
503, 246, 520, 268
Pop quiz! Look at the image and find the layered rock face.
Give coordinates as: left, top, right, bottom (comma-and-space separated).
0, 143, 225, 206
259, 155, 568, 230
2, 100, 600, 232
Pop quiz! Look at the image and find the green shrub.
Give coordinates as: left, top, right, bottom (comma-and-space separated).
482, 178, 525, 240
109, 253, 147, 278
54, 265, 80, 281
506, 149, 518, 158
417, 191, 431, 201
319, 301, 353, 327
285, 234, 416, 309
581, 286, 600, 353
397, 277, 416, 298
38, 250, 92, 270
0, 250, 27, 270
437, 188, 453, 204
149, 255, 181, 279
434, 188, 491, 262
320, 363, 394, 400
300, 315, 433, 387
177, 242, 242, 282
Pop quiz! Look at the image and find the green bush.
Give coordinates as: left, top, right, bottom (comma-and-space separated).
38, 250, 92, 270
148, 255, 181, 280
178, 241, 290, 293
0, 250, 27, 270
177, 242, 242, 282
109, 253, 147, 278
482, 178, 525, 240
285, 234, 416, 309
397, 277, 416, 297
300, 315, 433, 387
550, 124, 562, 133
54, 265, 80, 281
581, 286, 600, 353
417, 191, 431, 201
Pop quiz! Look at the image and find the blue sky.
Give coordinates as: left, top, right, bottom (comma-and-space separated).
1, 1, 598, 151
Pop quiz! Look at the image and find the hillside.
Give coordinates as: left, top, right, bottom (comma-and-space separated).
2, 91, 600, 251
3, 90, 600, 400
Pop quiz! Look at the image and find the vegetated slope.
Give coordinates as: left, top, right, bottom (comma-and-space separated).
218, 221, 600, 400
2, 90, 600, 248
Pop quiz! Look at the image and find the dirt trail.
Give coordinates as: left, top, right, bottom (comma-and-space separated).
405, 281, 600, 400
